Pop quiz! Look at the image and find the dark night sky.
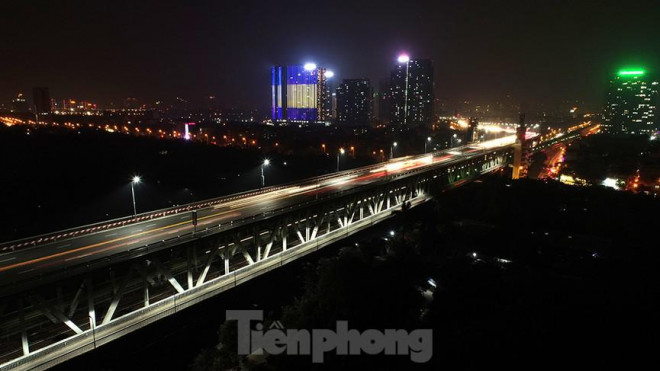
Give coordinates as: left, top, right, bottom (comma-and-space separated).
2, 0, 659, 111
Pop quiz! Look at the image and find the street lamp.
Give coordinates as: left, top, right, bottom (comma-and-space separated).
337, 148, 345, 171
350, 146, 355, 157
390, 142, 398, 159
304, 62, 317, 71
261, 159, 270, 187
130, 176, 140, 217
397, 54, 410, 126
321, 143, 326, 154
425, 137, 432, 153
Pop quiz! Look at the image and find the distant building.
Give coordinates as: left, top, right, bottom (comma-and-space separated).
33, 87, 51, 115
603, 68, 658, 135
331, 92, 337, 119
11, 93, 28, 113
336, 79, 372, 126
390, 57, 434, 127
323, 72, 335, 119
376, 79, 391, 123
205, 95, 218, 111
271, 63, 331, 123
125, 97, 139, 109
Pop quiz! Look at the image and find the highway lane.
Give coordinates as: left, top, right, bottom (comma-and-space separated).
0, 137, 516, 285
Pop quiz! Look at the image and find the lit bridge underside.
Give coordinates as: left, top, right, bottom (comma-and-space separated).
0, 138, 516, 370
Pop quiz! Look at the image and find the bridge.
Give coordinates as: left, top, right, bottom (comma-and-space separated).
0, 129, 589, 370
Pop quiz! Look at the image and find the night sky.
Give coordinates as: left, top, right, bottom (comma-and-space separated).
2, 0, 659, 111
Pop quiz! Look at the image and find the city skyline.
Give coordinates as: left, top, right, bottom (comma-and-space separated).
2, 0, 660, 111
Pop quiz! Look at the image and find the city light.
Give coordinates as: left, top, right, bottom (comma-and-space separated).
397, 54, 410, 63
132, 176, 141, 184
325, 70, 334, 78
303, 62, 317, 71
617, 69, 645, 76
602, 178, 620, 190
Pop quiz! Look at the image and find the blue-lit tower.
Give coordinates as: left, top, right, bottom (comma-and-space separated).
271, 63, 330, 123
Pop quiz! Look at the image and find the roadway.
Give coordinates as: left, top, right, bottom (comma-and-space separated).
0, 136, 517, 286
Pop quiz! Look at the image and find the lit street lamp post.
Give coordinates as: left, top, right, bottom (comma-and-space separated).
261, 159, 270, 187
390, 142, 397, 159
130, 176, 140, 217
425, 137, 432, 153
337, 148, 345, 172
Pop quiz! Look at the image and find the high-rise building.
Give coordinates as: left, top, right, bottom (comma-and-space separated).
323, 70, 335, 119
11, 93, 28, 113
336, 79, 372, 126
390, 56, 434, 127
603, 68, 658, 135
271, 63, 332, 123
33, 87, 51, 115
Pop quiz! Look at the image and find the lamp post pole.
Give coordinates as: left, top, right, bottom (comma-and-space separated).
337, 148, 345, 172
261, 159, 270, 187
130, 176, 140, 217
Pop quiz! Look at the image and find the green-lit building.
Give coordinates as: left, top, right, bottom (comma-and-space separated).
603, 69, 658, 135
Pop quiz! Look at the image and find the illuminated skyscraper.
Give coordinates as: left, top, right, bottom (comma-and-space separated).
336, 79, 372, 126
603, 68, 658, 135
271, 63, 331, 123
390, 56, 434, 127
